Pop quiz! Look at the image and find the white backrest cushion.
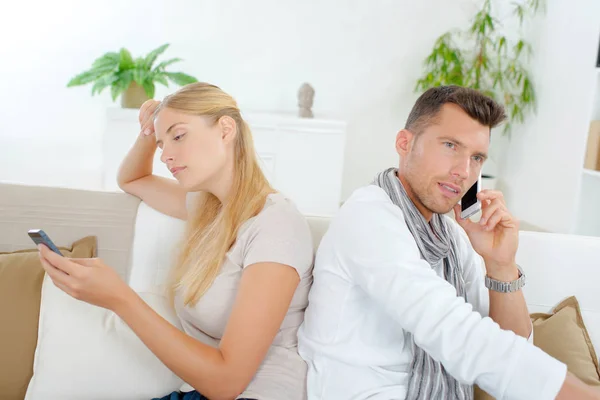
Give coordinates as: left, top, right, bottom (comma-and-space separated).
127, 205, 332, 293
518, 231, 600, 351
306, 215, 331, 250
25, 275, 184, 400
128, 202, 186, 293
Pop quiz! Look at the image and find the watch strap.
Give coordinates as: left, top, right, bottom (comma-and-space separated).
485, 265, 526, 293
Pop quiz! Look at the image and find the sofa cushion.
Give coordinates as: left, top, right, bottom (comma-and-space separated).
531, 296, 600, 386
0, 183, 141, 280
128, 202, 186, 293
475, 296, 600, 399
517, 231, 600, 351
0, 236, 96, 400
307, 215, 331, 250
25, 275, 184, 399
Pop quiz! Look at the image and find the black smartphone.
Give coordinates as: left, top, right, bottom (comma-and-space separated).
28, 229, 63, 255
460, 175, 482, 220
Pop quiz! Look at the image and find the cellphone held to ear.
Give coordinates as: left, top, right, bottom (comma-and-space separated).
460, 175, 482, 220
28, 229, 63, 256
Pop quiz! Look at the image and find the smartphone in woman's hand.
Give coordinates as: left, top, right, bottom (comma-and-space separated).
28, 229, 63, 256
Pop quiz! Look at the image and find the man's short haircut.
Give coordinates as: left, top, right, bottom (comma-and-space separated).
405, 85, 507, 135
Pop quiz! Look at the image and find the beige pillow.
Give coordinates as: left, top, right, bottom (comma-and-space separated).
475, 296, 600, 399
0, 236, 97, 400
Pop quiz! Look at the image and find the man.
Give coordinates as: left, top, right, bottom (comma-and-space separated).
298, 86, 600, 399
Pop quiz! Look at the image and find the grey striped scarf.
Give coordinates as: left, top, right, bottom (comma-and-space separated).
373, 167, 472, 400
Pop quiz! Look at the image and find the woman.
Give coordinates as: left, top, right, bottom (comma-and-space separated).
38, 82, 315, 400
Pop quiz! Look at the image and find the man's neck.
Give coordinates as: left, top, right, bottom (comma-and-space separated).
396, 171, 434, 222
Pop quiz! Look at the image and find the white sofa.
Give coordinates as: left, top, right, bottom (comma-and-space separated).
127, 196, 600, 352
1, 182, 599, 399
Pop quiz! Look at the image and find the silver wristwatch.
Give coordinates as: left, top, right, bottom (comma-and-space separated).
485, 264, 526, 293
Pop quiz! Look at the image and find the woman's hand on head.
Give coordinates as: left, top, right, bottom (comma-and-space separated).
139, 99, 161, 137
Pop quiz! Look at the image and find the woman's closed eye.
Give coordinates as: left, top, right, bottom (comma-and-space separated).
174, 133, 186, 141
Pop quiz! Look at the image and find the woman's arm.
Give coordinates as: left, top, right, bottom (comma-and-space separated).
116, 262, 300, 400
117, 99, 187, 220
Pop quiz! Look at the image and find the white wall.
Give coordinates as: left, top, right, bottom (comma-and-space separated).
11, 0, 596, 234
498, 0, 600, 234
575, 171, 600, 236
1, 0, 475, 197
0, 0, 167, 188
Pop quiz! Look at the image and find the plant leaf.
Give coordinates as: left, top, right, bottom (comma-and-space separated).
67, 70, 101, 87
144, 43, 170, 70
485, 14, 494, 32
497, 36, 507, 56
152, 72, 169, 87
119, 48, 135, 71
153, 57, 182, 72
91, 74, 119, 95
110, 70, 133, 101
133, 68, 148, 85
513, 3, 525, 26
67, 52, 120, 87
470, 10, 486, 36
142, 80, 156, 99
514, 40, 525, 57
163, 72, 198, 86
92, 52, 120, 69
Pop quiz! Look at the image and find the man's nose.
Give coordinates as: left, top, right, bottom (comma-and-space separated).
451, 158, 470, 180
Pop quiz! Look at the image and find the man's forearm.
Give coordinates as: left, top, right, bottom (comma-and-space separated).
486, 262, 532, 339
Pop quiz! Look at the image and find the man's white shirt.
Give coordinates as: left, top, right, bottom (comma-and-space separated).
297, 185, 566, 400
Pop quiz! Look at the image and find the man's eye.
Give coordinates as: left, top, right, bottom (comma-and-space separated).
444, 142, 455, 149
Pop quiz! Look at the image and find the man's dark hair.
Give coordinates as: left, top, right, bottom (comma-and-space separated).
405, 85, 507, 135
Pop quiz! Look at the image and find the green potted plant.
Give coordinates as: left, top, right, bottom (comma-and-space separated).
414, 0, 545, 187
66, 43, 198, 109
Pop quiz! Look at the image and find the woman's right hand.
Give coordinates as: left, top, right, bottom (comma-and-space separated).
139, 99, 161, 136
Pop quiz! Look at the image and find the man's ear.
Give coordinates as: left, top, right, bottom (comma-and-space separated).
395, 129, 414, 157
218, 116, 237, 144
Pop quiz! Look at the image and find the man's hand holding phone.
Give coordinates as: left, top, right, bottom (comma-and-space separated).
453, 190, 520, 278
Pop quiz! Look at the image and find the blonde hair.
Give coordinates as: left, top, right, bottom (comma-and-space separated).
158, 82, 274, 306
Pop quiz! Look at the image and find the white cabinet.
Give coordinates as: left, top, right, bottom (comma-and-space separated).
102, 108, 347, 217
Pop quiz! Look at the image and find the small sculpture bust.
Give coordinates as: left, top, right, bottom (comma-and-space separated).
298, 83, 315, 118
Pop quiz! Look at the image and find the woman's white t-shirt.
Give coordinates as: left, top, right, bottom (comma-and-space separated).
176, 192, 314, 400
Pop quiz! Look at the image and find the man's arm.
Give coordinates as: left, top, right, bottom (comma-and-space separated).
453, 191, 534, 340
455, 229, 533, 340
486, 262, 532, 339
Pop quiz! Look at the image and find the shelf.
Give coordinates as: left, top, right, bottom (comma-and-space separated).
583, 168, 600, 178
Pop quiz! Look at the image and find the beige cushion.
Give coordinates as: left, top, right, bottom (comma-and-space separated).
531, 297, 600, 386
0, 236, 97, 400
475, 296, 600, 399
